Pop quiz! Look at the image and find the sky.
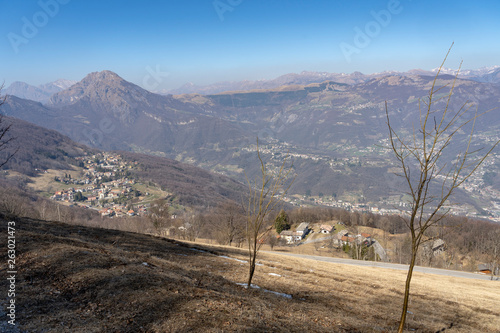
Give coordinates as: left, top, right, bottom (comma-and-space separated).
1, 0, 500, 91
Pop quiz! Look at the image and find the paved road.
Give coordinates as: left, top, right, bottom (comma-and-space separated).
262, 251, 498, 281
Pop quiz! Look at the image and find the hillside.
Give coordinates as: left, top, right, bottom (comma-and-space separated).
0, 116, 248, 208
0, 115, 91, 176
1, 215, 499, 332
5, 70, 500, 216
119, 151, 248, 207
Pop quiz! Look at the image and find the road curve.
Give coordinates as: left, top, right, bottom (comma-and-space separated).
262, 251, 498, 281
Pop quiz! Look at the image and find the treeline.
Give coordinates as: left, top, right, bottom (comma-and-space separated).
167, 204, 499, 272
0, 178, 155, 234
286, 207, 408, 233
1, 178, 498, 274
290, 207, 499, 271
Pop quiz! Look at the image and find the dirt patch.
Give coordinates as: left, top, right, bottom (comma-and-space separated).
1, 217, 499, 332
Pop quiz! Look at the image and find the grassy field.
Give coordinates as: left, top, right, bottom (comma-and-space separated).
4, 169, 82, 198
28, 168, 82, 193
1, 216, 498, 332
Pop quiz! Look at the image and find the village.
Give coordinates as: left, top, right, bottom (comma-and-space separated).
272, 221, 453, 266
49, 152, 163, 218
240, 140, 500, 221
46, 149, 500, 223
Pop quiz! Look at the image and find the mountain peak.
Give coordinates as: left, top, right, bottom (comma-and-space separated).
47, 70, 152, 108
4, 81, 49, 103
81, 70, 125, 85
6, 81, 31, 88
46, 79, 77, 90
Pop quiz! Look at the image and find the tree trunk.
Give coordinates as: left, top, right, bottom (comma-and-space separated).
398, 248, 417, 333
247, 243, 257, 287
247, 260, 255, 287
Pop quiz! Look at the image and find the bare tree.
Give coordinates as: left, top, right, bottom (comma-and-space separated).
386, 45, 500, 332
484, 229, 500, 280
212, 200, 245, 246
266, 234, 277, 250
0, 88, 17, 168
378, 216, 391, 249
148, 199, 170, 235
245, 138, 294, 287
0, 185, 30, 217
182, 211, 207, 242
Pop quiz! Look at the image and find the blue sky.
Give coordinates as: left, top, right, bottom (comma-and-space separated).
1, 0, 500, 91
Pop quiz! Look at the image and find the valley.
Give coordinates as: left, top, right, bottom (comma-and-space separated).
4, 70, 500, 219
242, 138, 500, 220
2, 68, 500, 332
3, 2, 500, 332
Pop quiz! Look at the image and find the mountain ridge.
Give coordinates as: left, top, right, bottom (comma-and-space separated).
4, 78, 76, 103
5, 65, 499, 102
161, 66, 500, 95
4, 69, 500, 216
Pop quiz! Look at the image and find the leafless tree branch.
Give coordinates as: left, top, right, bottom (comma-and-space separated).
245, 138, 295, 287
387, 44, 500, 332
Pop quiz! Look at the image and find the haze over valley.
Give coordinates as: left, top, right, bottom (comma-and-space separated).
4, 67, 500, 219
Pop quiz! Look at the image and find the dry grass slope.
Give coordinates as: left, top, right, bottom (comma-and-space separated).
1, 216, 499, 332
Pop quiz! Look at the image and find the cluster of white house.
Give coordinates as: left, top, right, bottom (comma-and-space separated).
279, 222, 312, 243
278, 222, 373, 247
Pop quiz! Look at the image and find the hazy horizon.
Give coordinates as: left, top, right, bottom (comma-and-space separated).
2, 0, 500, 90
5, 64, 500, 95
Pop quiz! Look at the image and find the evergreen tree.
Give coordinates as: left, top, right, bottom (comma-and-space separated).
274, 209, 290, 234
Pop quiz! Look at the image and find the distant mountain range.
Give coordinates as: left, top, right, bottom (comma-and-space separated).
4, 79, 76, 103
4, 66, 499, 100
3, 68, 500, 211
159, 66, 500, 95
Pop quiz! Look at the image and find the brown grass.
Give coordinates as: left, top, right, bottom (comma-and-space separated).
1, 217, 499, 332
27, 168, 81, 192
